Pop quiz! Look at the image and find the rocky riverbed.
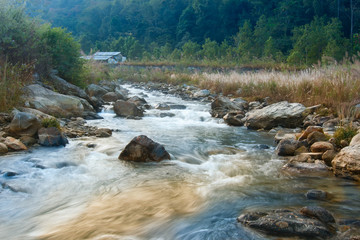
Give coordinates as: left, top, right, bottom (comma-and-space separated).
0, 74, 359, 239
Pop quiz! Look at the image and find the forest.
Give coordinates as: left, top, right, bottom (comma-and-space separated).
26, 0, 360, 65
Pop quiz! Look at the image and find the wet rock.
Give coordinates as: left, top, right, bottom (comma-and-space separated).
300, 206, 335, 225
248, 101, 261, 110
2, 171, 18, 178
283, 160, 329, 173
38, 127, 68, 147
102, 92, 124, 102
86, 84, 108, 98
95, 128, 112, 138
305, 190, 328, 200
210, 96, 246, 118
155, 103, 170, 110
169, 104, 187, 110
0, 143, 8, 154
307, 131, 328, 145
19, 136, 37, 147
276, 139, 300, 156
298, 126, 324, 141
311, 141, 334, 153
119, 135, 171, 162
294, 145, 309, 155
128, 96, 147, 107
244, 101, 307, 130
9, 112, 41, 137
237, 208, 333, 239
4, 137, 27, 151
322, 150, 337, 166
332, 145, 360, 181
113, 100, 144, 118
159, 112, 175, 118
193, 89, 210, 98
86, 143, 96, 148
223, 112, 245, 126
274, 131, 297, 144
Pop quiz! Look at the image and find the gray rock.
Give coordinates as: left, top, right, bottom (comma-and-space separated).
86, 84, 108, 98
210, 96, 246, 118
155, 103, 170, 110
244, 101, 307, 130
159, 113, 175, 118
169, 104, 187, 110
300, 206, 335, 224
193, 89, 210, 98
128, 96, 147, 107
350, 133, 360, 146
113, 100, 144, 118
238, 209, 333, 238
19, 136, 37, 147
9, 112, 41, 137
49, 73, 89, 100
277, 139, 300, 156
95, 128, 112, 138
102, 92, 123, 102
223, 112, 245, 126
119, 135, 171, 162
38, 127, 68, 147
24, 84, 96, 119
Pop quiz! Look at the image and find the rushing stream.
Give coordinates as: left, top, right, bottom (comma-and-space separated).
0, 84, 359, 240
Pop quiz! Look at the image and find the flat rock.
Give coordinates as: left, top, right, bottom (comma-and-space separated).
238, 208, 333, 239
244, 101, 307, 130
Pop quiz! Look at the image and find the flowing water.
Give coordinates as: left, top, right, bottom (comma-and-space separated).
0, 85, 359, 240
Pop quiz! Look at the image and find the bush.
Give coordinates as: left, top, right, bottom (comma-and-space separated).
0, 60, 33, 112
41, 118, 60, 129
333, 125, 358, 147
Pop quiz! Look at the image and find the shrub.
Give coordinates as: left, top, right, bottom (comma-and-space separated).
41, 118, 60, 129
333, 125, 358, 147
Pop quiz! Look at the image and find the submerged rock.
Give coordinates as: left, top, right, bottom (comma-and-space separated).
305, 189, 328, 200
237, 208, 333, 239
119, 135, 171, 162
154, 103, 170, 110
244, 101, 307, 130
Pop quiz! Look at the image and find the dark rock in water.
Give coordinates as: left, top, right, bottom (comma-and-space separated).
19, 136, 37, 147
254, 144, 270, 149
102, 92, 124, 102
300, 206, 335, 225
306, 189, 328, 200
113, 100, 144, 118
127, 96, 147, 107
223, 111, 245, 126
238, 208, 333, 239
155, 103, 170, 110
119, 135, 171, 162
55, 162, 77, 168
2, 171, 18, 178
9, 112, 41, 137
170, 104, 187, 110
159, 112, 175, 118
38, 127, 68, 147
276, 139, 300, 156
86, 143, 96, 148
95, 128, 112, 138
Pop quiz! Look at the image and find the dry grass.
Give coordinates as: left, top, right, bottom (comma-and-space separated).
0, 60, 33, 112
195, 62, 360, 117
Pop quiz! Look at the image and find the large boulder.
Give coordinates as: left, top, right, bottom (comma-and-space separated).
223, 111, 245, 126
238, 208, 334, 239
9, 112, 41, 137
276, 139, 301, 156
49, 73, 89, 100
332, 145, 360, 181
350, 133, 360, 146
24, 84, 96, 119
119, 135, 171, 162
244, 101, 307, 130
102, 92, 124, 102
114, 100, 144, 118
210, 97, 247, 118
85, 84, 108, 98
38, 127, 68, 147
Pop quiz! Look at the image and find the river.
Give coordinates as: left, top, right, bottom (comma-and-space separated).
0, 84, 359, 240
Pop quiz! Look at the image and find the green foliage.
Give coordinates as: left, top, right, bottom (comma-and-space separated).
333, 125, 358, 147
182, 40, 201, 60
40, 26, 83, 84
41, 118, 61, 129
234, 21, 254, 61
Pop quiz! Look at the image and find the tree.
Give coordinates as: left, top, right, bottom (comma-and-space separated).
234, 21, 254, 60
